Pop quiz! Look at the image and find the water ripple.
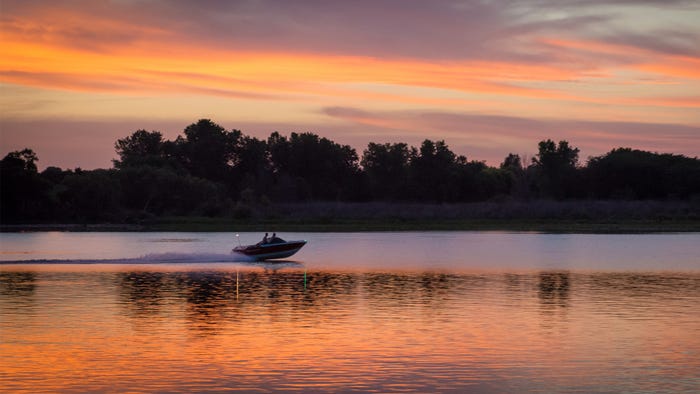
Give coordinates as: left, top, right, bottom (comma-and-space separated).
2, 268, 699, 392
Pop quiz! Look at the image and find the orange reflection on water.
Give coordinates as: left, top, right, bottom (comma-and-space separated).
1, 269, 699, 392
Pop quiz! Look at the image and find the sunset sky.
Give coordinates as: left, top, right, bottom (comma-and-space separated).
1, 0, 699, 169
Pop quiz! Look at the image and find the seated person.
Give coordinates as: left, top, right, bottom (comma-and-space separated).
256, 233, 269, 246
269, 232, 285, 244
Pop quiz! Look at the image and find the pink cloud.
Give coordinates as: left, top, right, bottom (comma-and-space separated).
2, 0, 699, 170
321, 107, 700, 163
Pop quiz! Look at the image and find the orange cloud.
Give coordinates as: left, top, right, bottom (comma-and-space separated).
540, 37, 700, 80
2, 0, 699, 171
1, 38, 571, 100
4, 6, 699, 117
620, 96, 700, 109
3, 7, 607, 109
635, 56, 700, 80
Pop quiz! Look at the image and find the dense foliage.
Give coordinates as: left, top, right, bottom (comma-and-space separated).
2, 119, 699, 223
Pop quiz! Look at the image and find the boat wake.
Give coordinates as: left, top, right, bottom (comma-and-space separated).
0, 252, 302, 266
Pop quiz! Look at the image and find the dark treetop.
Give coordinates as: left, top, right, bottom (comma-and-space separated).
2, 119, 699, 224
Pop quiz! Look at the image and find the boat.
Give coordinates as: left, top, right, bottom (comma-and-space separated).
232, 236, 307, 261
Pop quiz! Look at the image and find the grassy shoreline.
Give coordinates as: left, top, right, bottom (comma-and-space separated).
3, 201, 699, 233
3, 218, 700, 233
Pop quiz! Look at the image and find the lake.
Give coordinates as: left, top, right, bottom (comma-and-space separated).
1, 231, 699, 393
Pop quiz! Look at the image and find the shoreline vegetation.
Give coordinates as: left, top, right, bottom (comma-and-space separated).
3, 119, 700, 232
3, 201, 699, 233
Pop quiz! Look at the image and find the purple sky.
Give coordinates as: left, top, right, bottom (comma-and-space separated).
1, 0, 699, 168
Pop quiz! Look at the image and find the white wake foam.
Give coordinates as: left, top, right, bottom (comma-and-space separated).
1, 252, 257, 264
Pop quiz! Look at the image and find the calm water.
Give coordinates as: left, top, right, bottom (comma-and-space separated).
1, 232, 699, 393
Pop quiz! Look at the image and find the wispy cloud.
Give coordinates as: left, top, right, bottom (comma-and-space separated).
3, 1, 698, 92
1, 0, 699, 168
322, 106, 700, 162
3, 0, 698, 61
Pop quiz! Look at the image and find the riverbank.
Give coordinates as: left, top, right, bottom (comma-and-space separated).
3, 220, 700, 233
141, 218, 700, 233
3, 200, 699, 233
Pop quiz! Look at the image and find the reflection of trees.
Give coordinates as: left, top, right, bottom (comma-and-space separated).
112, 270, 508, 330
112, 270, 700, 336
175, 271, 235, 305
174, 271, 237, 334
115, 270, 460, 333
363, 272, 456, 309
0, 271, 36, 299
305, 271, 357, 299
115, 269, 311, 334
585, 273, 700, 310
504, 273, 525, 294
117, 272, 168, 316
538, 271, 570, 308
0, 272, 37, 314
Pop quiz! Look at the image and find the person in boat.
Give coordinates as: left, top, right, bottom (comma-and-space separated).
269, 232, 284, 244
257, 232, 269, 246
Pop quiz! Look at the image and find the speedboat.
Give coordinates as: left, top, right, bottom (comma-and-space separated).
232, 237, 307, 261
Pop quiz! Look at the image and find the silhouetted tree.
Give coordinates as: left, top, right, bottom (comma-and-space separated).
532, 139, 581, 199
409, 140, 459, 201
114, 130, 170, 169
361, 142, 410, 200
233, 135, 271, 199
501, 153, 522, 172
500, 153, 531, 199
268, 132, 360, 200
58, 169, 122, 221
175, 119, 242, 182
586, 148, 700, 199
4, 119, 700, 225
0, 149, 51, 222
118, 166, 222, 217
3, 149, 38, 172
452, 158, 479, 201
452, 159, 510, 201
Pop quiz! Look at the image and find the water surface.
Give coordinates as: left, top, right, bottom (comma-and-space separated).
1, 232, 699, 393
2, 231, 698, 271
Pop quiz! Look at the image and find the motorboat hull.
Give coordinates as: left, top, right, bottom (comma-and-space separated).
233, 240, 306, 261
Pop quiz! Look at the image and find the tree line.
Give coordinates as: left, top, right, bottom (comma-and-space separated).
2, 119, 699, 223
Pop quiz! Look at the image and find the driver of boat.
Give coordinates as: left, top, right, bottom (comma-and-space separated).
270, 233, 283, 243
257, 232, 269, 246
